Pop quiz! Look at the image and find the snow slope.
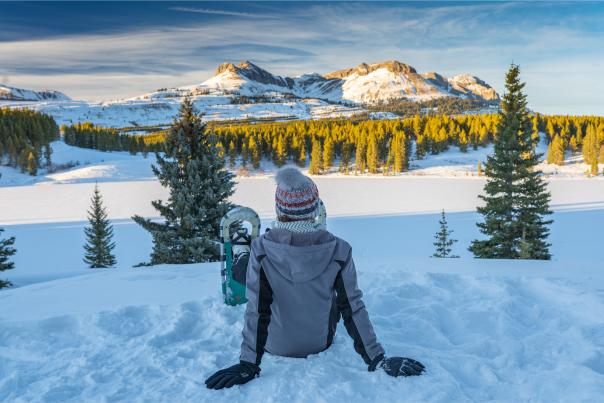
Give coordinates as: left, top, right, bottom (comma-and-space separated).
1, 143, 604, 401
0, 84, 69, 102
1, 256, 603, 402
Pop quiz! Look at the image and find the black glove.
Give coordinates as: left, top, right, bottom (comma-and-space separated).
369, 354, 425, 377
205, 361, 260, 390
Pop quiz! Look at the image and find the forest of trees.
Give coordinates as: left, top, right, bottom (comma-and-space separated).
540, 115, 604, 173
63, 123, 164, 155
61, 113, 604, 176
0, 108, 59, 175
367, 97, 499, 117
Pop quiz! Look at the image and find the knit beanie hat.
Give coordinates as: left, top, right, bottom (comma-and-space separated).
275, 167, 320, 221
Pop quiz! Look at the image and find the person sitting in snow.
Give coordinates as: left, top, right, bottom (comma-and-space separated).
206, 167, 425, 390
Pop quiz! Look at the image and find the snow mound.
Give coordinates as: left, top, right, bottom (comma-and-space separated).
0, 263, 603, 401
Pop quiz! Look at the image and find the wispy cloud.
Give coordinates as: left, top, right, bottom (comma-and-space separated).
2, 1, 603, 114
170, 7, 262, 18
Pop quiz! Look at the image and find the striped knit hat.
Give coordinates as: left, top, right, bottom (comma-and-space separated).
275, 167, 320, 221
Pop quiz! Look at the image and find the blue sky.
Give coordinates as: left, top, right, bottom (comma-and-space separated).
1, 1, 603, 114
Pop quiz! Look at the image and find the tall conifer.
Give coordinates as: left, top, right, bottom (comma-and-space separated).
470, 64, 552, 260
83, 185, 116, 268
133, 98, 235, 264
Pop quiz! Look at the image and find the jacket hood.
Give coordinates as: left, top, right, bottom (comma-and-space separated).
260, 229, 337, 283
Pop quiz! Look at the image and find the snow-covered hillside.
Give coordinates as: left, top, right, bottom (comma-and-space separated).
0, 60, 497, 128
0, 84, 70, 102
201, 60, 499, 104
1, 166, 603, 401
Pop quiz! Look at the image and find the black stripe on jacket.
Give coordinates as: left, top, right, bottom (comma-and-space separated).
334, 266, 371, 364
254, 264, 273, 365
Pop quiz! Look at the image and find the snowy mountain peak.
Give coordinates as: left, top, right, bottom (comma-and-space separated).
0, 84, 70, 102
324, 60, 417, 79
212, 60, 294, 89
200, 60, 498, 104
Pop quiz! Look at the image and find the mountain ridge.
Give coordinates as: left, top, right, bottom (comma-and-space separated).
197, 59, 499, 104
0, 84, 70, 102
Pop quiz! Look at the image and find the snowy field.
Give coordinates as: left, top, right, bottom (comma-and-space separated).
0, 96, 365, 128
1, 143, 604, 402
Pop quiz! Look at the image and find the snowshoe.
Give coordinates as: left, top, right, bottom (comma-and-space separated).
220, 207, 260, 306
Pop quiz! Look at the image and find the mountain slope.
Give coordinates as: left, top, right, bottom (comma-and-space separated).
0, 84, 70, 101
196, 60, 499, 104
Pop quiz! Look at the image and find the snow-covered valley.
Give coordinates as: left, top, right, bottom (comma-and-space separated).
1, 143, 603, 402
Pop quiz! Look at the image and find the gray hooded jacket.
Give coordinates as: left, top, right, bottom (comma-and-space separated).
240, 228, 385, 366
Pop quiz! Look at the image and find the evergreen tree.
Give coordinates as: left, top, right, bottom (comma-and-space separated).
470, 64, 552, 260
366, 133, 379, 173
83, 185, 116, 268
354, 133, 367, 173
323, 136, 334, 172
309, 138, 322, 175
228, 140, 237, 168
432, 210, 458, 258
339, 142, 351, 174
133, 98, 235, 264
582, 124, 598, 166
0, 228, 16, 289
546, 135, 565, 165
249, 136, 261, 169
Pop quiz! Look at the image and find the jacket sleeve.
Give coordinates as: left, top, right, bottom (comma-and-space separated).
334, 248, 385, 365
240, 239, 273, 366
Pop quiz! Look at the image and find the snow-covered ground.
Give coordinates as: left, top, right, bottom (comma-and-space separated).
1, 143, 603, 402
0, 96, 364, 128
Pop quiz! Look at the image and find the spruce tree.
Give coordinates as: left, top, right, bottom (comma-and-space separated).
323, 136, 334, 172
0, 228, 16, 289
582, 124, 598, 166
83, 185, 116, 268
547, 135, 565, 165
133, 98, 235, 264
432, 210, 458, 258
470, 64, 553, 260
309, 139, 322, 175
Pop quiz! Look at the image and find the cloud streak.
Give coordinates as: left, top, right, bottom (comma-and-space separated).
1, 1, 602, 114
169, 6, 263, 18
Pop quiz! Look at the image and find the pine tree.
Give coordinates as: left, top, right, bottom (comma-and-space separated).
83, 185, 116, 268
355, 135, 367, 173
249, 136, 261, 169
309, 138, 322, 175
133, 98, 235, 264
339, 142, 351, 174
469, 64, 553, 260
366, 133, 379, 173
582, 124, 598, 166
546, 135, 565, 165
228, 140, 237, 168
432, 210, 458, 258
0, 228, 16, 289
323, 136, 334, 172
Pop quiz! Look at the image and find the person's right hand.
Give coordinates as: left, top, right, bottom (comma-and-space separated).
205, 361, 260, 390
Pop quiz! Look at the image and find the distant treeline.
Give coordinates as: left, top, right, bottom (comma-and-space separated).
0, 108, 59, 175
540, 115, 604, 171
367, 97, 499, 116
62, 114, 604, 175
211, 115, 501, 174
62, 123, 165, 154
